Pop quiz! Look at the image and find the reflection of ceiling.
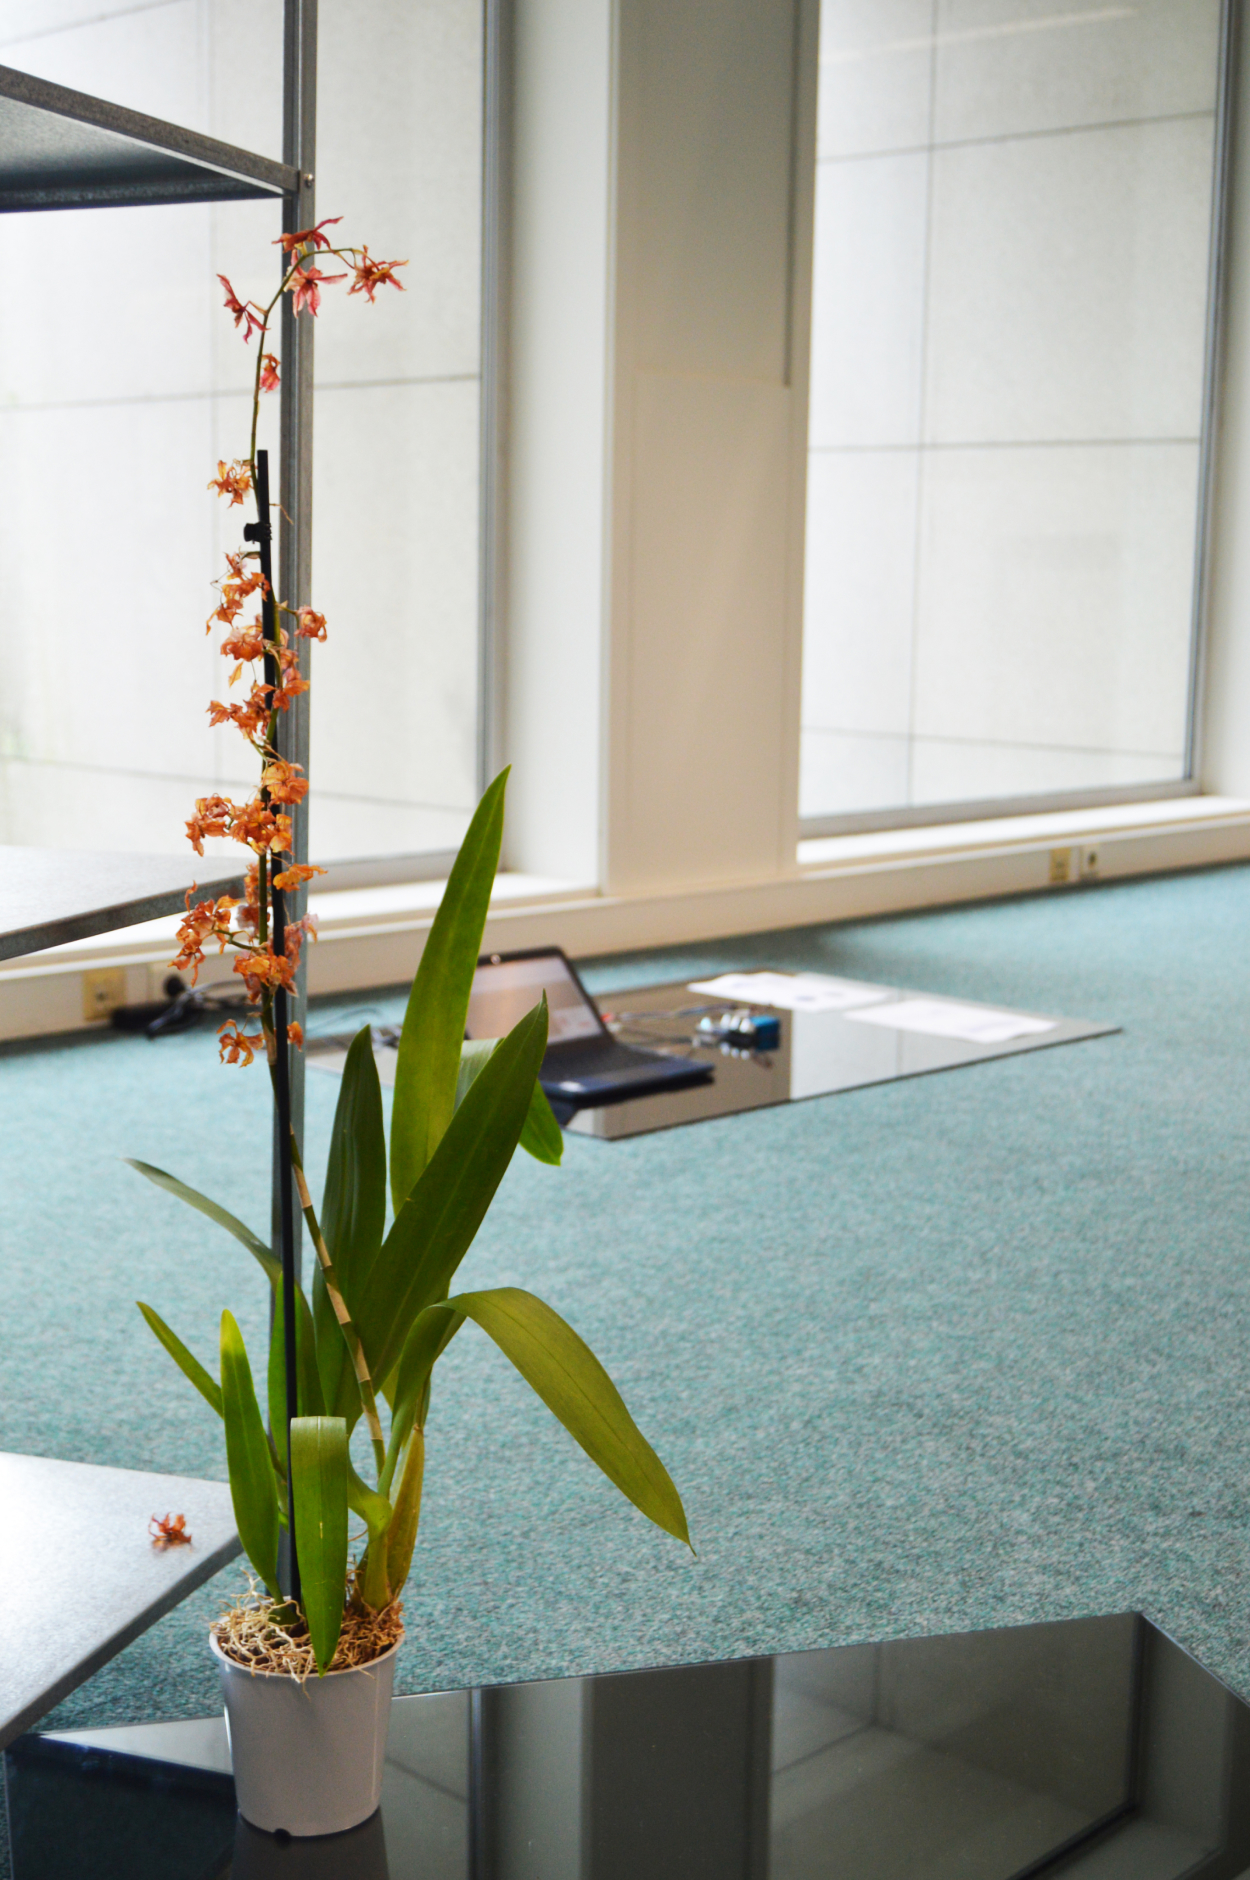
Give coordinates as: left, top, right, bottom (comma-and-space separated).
0, 64, 293, 212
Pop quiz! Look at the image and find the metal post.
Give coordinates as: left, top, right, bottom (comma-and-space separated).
272, 0, 316, 1604
273, 0, 316, 1279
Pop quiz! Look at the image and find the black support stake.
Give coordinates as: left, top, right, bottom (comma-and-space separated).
245, 447, 300, 1607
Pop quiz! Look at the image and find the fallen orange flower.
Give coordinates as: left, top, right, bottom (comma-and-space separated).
150, 1512, 192, 1548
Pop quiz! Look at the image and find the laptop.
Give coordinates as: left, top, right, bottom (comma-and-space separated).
466, 947, 714, 1108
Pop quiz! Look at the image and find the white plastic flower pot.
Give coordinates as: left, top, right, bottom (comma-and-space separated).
211, 1632, 400, 1837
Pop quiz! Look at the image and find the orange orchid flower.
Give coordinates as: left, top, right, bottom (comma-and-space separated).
272, 863, 326, 891
185, 794, 236, 856
348, 248, 407, 303
276, 216, 342, 255
295, 607, 327, 641
208, 461, 253, 506
233, 946, 297, 1000
218, 275, 263, 341
261, 759, 310, 805
287, 263, 346, 318
218, 1019, 264, 1067
259, 353, 280, 393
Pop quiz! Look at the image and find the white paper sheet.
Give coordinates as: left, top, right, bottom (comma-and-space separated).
685, 971, 891, 1013
844, 997, 1057, 1044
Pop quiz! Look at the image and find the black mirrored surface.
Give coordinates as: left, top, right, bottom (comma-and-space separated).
8, 1613, 1250, 1879
564, 980, 1117, 1139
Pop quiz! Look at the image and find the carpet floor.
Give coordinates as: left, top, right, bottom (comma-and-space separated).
4, 863, 1249, 1754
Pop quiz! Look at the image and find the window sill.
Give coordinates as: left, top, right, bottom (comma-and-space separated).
0, 795, 1247, 1043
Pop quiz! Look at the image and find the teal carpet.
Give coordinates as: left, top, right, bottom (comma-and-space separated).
4, 865, 1250, 1748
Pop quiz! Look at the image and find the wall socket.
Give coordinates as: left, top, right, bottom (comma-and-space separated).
1048, 847, 1074, 885
82, 966, 127, 1022
1080, 845, 1101, 878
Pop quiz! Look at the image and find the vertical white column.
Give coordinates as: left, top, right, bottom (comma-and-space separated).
502, 0, 616, 882
502, 0, 818, 892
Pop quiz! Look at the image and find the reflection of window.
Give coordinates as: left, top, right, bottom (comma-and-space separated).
0, 1, 482, 865
801, 0, 1228, 831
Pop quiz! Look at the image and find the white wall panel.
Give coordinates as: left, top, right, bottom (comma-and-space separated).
912, 443, 1200, 757
933, 0, 1220, 145
923, 118, 1214, 446
817, 0, 933, 159
808, 153, 929, 448
801, 450, 918, 736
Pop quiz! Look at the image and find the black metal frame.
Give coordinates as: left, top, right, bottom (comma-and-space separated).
0, 5, 318, 1595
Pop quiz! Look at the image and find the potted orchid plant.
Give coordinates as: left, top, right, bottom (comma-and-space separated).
128, 220, 690, 1839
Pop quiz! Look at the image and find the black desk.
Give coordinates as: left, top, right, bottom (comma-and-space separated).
6, 1612, 1250, 1878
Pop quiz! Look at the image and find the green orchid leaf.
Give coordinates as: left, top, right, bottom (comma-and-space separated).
290, 1417, 349, 1674
520, 1080, 563, 1165
320, 1026, 386, 1306
358, 996, 548, 1386
348, 1462, 395, 1614
384, 1426, 425, 1598
312, 1266, 362, 1432
457, 1040, 563, 1167
137, 1302, 222, 1419
126, 1160, 279, 1288
390, 768, 509, 1213
382, 1303, 463, 1495
220, 1310, 281, 1598
268, 1280, 326, 1468
449, 1287, 691, 1548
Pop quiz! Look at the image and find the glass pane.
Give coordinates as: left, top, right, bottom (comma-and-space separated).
0, 0, 481, 865
800, 0, 1223, 826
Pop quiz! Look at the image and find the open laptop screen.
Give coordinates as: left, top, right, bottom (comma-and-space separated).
466, 951, 604, 1046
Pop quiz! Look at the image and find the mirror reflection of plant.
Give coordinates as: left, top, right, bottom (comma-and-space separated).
130, 226, 692, 1678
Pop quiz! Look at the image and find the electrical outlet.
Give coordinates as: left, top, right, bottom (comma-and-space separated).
82, 966, 126, 1022
1048, 847, 1073, 885
1080, 845, 1101, 879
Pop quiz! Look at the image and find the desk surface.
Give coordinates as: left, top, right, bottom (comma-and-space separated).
0, 847, 242, 962
7, 1611, 1248, 1878
0, 1453, 239, 1751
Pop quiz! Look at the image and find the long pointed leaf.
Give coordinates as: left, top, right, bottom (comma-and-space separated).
390, 768, 509, 1212
348, 1463, 395, 1613
312, 1266, 362, 1431
126, 1161, 279, 1287
220, 1310, 281, 1598
457, 1040, 563, 1167
449, 1287, 691, 1547
384, 1426, 425, 1598
359, 997, 549, 1385
137, 1303, 222, 1419
290, 1417, 349, 1673
382, 1304, 463, 1494
320, 1026, 386, 1306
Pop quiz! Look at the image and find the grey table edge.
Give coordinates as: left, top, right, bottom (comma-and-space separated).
0, 1527, 242, 1754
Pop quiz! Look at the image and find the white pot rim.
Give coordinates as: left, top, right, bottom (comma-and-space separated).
209, 1626, 403, 1681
